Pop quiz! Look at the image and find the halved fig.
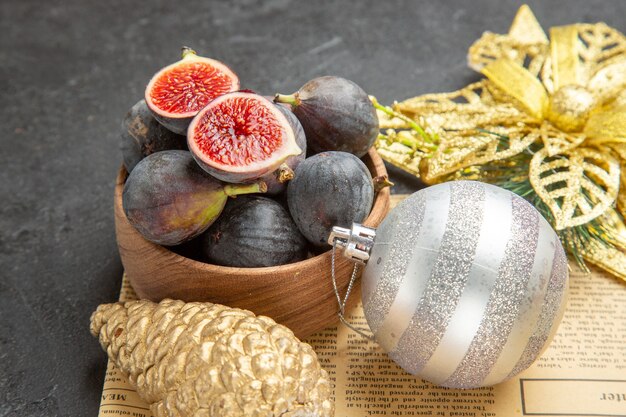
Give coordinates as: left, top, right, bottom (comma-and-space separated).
187, 92, 303, 183
145, 47, 239, 135
259, 102, 307, 194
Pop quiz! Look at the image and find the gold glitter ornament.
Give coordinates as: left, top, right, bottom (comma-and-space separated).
375, 5, 626, 281
90, 299, 334, 417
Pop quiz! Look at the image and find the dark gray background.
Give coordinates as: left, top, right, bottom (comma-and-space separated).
1, 1, 624, 416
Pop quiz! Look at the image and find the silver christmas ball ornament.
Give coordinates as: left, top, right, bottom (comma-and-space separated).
333, 181, 569, 389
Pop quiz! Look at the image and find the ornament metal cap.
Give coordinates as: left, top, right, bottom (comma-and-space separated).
328, 223, 376, 264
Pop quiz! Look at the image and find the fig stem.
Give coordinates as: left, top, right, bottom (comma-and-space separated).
277, 163, 295, 183
369, 95, 435, 145
274, 94, 300, 107
373, 175, 394, 192
224, 182, 267, 197
181, 46, 197, 59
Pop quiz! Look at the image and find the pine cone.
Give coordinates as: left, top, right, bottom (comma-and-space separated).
90, 299, 334, 417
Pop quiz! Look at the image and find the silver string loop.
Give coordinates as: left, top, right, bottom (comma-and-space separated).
331, 240, 375, 340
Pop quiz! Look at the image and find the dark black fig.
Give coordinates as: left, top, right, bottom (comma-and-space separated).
123, 150, 265, 246
287, 151, 374, 246
120, 99, 187, 172
274, 76, 379, 157
202, 196, 307, 267
169, 236, 205, 262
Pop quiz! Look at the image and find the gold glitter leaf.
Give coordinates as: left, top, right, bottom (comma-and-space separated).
385, 80, 540, 183
422, 125, 540, 183
508, 4, 549, 44
376, 108, 411, 130
610, 145, 626, 218
540, 23, 626, 92
584, 244, 626, 283
468, 6, 548, 74
608, 143, 626, 160
375, 134, 423, 177
577, 23, 626, 79
539, 122, 586, 156
393, 80, 534, 131
588, 57, 626, 105
582, 210, 626, 282
529, 147, 620, 230
617, 167, 626, 219
467, 32, 548, 75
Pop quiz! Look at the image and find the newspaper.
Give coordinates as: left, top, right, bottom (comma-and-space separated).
308, 266, 626, 417
98, 196, 626, 417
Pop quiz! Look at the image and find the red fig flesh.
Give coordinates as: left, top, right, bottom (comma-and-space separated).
145, 47, 239, 135
187, 92, 303, 183
258, 103, 307, 194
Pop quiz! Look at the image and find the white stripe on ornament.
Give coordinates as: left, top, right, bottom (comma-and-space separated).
363, 192, 428, 334
362, 207, 401, 312
505, 245, 569, 380
373, 183, 451, 353
482, 216, 558, 386
418, 185, 513, 385
388, 182, 486, 375
443, 196, 540, 388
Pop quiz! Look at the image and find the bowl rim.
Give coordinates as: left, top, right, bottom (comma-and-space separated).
115, 148, 390, 276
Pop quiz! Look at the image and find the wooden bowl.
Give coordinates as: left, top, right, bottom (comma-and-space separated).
114, 148, 390, 339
